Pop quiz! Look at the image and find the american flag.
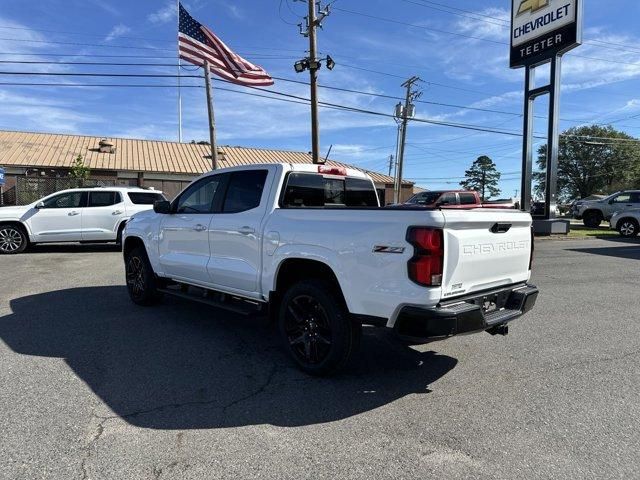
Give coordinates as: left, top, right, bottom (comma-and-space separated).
178, 3, 274, 87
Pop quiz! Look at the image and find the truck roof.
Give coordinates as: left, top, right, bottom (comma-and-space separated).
200, 162, 371, 181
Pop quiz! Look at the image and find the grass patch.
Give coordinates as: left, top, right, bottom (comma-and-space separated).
567, 225, 619, 238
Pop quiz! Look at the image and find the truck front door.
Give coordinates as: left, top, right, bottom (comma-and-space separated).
158, 175, 226, 284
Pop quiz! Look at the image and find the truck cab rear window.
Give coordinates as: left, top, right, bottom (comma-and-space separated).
282, 173, 378, 208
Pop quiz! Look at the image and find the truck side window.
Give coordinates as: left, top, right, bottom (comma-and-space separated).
176, 176, 224, 214
222, 170, 268, 213
459, 193, 476, 205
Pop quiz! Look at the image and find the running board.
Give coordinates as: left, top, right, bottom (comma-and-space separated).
158, 285, 265, 316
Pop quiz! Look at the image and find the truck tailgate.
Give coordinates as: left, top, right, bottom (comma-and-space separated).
440, 209, 532, 299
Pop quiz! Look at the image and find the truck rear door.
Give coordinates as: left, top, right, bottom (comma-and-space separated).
439, 209, 533, 299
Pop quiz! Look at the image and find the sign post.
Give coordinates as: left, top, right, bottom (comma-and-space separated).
0, 167, 5, 207
511, 0, 582, 234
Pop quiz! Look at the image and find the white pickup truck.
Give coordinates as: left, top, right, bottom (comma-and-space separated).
123, 163, 538, 375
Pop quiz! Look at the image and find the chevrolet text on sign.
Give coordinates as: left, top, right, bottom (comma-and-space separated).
510, 0, 582, 68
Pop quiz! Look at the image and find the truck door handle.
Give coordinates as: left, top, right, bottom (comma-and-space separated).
238, 226, 255, 235
68, 211, 80, 216
112, 210, 123, 215
193, 224, 207, 232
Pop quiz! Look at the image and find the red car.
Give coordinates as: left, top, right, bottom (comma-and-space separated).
404, 190, 517, 209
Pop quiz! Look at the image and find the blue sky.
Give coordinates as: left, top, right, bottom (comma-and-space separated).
1, 0, 640, 195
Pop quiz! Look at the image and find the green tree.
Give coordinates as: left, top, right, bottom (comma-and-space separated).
70, 154, 90, 187
460, 155, 501, 200
534, 125, 640, 201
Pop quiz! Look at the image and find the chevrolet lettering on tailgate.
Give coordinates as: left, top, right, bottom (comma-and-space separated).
463, 240, 528, 256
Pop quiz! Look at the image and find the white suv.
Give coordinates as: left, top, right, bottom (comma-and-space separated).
0, 187, 166, 254
610, 209, 640, 237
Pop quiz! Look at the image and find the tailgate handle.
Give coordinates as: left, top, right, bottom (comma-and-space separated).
491, 223, 512, 234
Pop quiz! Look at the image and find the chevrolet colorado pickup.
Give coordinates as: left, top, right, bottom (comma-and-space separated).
123, 163, 538, 375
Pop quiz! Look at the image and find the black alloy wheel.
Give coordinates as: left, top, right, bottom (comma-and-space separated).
279, 280, 361, 376
0, 225, 27, 254
284, 294, 334, 366
125, 246, 162, 305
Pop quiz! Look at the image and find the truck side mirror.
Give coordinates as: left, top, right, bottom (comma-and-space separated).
153, 200, 172, 214
35, 201, 45, 209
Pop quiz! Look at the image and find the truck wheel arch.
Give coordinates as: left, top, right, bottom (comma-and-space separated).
116, 220, 128, 245
271, 258, 349, 313
123, 236, 146, 258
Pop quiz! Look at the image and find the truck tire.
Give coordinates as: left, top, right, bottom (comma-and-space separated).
583, 211, 603, 228
278, 279, 361, 376
0, 224, 28, 254
618, 218, 639, 237
124, 246, 162, 306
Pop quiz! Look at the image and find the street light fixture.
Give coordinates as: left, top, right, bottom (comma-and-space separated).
294, 59, 308, 73
325, 55, 335, 70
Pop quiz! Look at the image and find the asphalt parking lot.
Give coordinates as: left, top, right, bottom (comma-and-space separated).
1, 238, 639, 480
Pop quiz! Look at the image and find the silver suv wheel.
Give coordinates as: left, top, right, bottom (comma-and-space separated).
0, 226, 26, 254
619, 220, 638, 237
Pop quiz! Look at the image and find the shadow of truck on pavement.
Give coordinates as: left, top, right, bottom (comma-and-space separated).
0, 286, 457, 430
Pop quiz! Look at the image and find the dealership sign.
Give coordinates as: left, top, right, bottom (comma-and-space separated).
510, 0, 582, 68
0, 167, 5, 186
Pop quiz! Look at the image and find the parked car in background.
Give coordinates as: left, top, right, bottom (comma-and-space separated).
573, 191, 640, 228
0, 187, 166, 254
610, 209, 640, 237
404, 190, 516, 209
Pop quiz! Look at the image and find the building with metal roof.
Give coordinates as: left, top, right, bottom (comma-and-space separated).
0, 130, 414, 205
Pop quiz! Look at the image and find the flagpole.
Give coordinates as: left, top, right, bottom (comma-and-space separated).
177, 0, 183, 142
203, 60, 218, 170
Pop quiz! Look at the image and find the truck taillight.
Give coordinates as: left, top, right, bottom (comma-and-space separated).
407, 227, 444, 287
529, 226, 534, 271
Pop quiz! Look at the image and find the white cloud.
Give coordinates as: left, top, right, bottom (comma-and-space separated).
0, 90, 102, 134
455, 8, 510, 42
104, 24, 130, 42
148, 2, 177, 24
87, 0, 120, 16
226, 5, 244, 20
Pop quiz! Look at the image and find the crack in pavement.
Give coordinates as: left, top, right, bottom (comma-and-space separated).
92, 363, 281, 424
77, 364, 280, 478
79, 413, 107, 480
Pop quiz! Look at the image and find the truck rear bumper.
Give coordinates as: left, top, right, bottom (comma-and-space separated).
393, 283, 538, 343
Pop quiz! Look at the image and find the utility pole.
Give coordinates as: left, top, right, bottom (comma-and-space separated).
394, 76, 422, 204
307, 0, 320, 164
294, 1, 333, 164
203, 60, 217, 170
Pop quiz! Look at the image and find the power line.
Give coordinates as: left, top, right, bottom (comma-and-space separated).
397, 0, 509, 27
333, 7, 506, 45
1, 75, 639, 145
